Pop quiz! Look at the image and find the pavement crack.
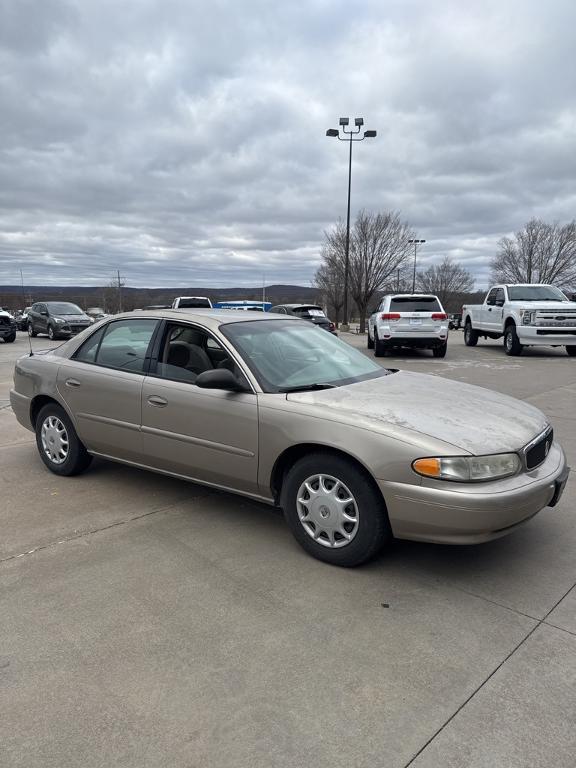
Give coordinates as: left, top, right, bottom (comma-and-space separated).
0, 491, 212, 565
401, 580, 576, 767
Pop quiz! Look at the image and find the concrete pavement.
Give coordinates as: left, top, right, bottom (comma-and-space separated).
0, 330, 575, 767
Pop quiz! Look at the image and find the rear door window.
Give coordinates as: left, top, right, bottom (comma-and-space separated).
389, 297, 441, 313
75, 319, 158, 373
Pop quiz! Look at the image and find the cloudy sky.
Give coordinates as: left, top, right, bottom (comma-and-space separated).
1, 0, 575, 289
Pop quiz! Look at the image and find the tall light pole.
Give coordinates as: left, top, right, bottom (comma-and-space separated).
408, 238, 426, 293
326, 117, 377, 329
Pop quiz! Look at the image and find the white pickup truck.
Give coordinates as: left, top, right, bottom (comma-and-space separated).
462, 284, 576, 356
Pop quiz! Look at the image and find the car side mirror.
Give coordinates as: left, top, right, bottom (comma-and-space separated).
195, 368, 248, 392
40, 310, 48, 316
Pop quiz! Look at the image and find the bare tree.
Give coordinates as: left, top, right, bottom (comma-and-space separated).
491, 219, 576, 287
314, 256, 345, 327
417, 256, 475, 311
323, 210, 412, 332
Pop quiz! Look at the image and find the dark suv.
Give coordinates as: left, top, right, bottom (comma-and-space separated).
28, 302, 93, 340
0, 308, 17, 343
269, 304, 337, 334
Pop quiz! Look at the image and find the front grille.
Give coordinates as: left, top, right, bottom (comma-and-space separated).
0, 316, 12, 327
69, 324, 89, 333
525, 428, 554, 470
536, 330, 576, 336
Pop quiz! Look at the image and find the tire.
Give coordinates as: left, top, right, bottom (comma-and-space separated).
28, 323, 37, 338
48, 324, 56, 340
374, 329, 387, 357
35, 403, 92, 477
3, 333, 16, 343
281, 452, 392, 567
367, 330, 374, 349
504, 324, 523, 356
566, 346, 576, 357
432, 343, 447, 358
464, 321, 479, 347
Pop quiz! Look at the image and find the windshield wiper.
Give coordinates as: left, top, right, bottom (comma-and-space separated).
279, 383, 337, 393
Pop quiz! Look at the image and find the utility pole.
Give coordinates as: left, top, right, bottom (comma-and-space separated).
117, 270, 124, 313
408, 239, 426, 293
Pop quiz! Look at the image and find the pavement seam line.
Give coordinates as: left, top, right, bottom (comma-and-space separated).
0, 491, 212, 565
401, 580, 576, 767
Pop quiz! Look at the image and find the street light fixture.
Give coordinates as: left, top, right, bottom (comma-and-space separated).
408, 238, 426, 293
326, 117, 377, 329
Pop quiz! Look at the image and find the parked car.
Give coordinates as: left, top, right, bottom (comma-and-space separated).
270, 304, 336, 333
462, 284, 576, 356
86, 307, 109, 321
27, 302, 93, 340
17, 307, 32, 331
11, 309, 568, 567
368, 294, 449, 357
0, 307, 17, 343
172, 296, 212, 309
448, 313, 462, 330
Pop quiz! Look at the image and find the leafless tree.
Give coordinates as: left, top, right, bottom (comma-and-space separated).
491, 219, 576, 287
417, 256, 475, 311
314, 256, 345, 327
322, 210, 412, 332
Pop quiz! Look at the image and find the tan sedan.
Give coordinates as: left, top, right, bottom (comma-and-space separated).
10, 310, 569, 566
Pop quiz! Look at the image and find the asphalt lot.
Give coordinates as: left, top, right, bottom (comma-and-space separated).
1, 330, 575, 768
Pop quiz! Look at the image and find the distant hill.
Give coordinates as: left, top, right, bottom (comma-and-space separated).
0, 283, 320, 312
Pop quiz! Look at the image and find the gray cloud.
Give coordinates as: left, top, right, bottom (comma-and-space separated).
1, 0, 575, 290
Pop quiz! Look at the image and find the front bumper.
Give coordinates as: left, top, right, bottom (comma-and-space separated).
378, 442, 569, 544
517, 326, 576, 346
0, 323, 17, 338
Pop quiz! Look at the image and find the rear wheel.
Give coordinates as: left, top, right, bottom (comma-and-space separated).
432, 343, 447, 358
367, 330, 374, 349
566, 346, 576, 357
281, 452, 391, 567
374, 329, 387, 357
464, 321, 479, 346
504, 324, 523, 356
35, 403, 92, 476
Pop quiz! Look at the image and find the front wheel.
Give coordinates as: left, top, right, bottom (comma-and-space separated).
3, 333, 16, 343
464, 322, 479, 346
48, 324, 56, 340
28, 323, 37, 338
281, 452, 392, 567
35, 403, 92, 476
432, 343, 447, 358
504, 325, 523, 356
566, 346, 576, 357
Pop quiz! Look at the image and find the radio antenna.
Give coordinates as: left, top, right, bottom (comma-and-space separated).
20, 268, 33, 356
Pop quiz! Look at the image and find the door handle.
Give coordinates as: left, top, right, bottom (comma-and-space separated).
147, 395, 168, 407
65, 378, 81, 388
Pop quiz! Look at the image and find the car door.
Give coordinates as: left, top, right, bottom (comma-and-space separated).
36, 303, 48, 334
483, 288, 498, 329
140, 321, 259, 495
56, 318, 159, 462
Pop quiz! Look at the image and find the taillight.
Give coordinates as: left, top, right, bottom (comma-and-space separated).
381, 313, 401, 321
329, 322, 335, 331
432, 313, 447, 321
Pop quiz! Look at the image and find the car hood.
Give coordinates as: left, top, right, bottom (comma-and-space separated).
54, 314, 91, 322
286, 371, 548, 455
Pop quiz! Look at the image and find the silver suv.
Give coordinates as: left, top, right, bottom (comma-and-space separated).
368, 294, 449, 357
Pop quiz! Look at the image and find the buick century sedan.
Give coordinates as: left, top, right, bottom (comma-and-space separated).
10, 310, 569, 566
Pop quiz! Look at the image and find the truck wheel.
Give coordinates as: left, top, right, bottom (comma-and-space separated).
367, 330, 374, 349
566, 346, 576, 357
432, 343, 447, 358
504, 324, 523, 356
374, 330, 386, 357
464, 321, 479, 346
4, 333, 16, 343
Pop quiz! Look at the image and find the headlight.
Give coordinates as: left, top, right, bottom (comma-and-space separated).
521, 310, 536, 325
55, 318, 66, 324
412, 453, 521, 482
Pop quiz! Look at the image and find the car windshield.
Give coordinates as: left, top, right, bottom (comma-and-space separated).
46, 302, 84, 314
291, 305, 326, 318
177, 298, 211, 308
389, 297, 441, 312
222, 319, 387, 393
507, 286, 568, 302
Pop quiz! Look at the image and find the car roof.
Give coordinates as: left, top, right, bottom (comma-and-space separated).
273, 303, 322, 309
111, 308, 301, 331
